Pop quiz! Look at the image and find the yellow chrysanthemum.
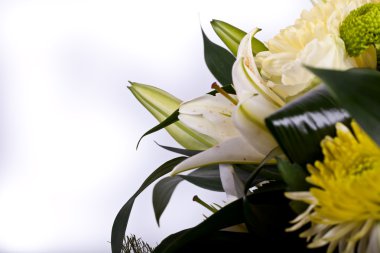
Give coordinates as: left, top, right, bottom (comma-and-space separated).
286, 121, 380, 253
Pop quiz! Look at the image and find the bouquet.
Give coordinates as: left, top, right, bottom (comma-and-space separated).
112, 0, 380, 252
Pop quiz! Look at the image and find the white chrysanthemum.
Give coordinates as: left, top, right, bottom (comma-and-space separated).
256, 0, 378, 100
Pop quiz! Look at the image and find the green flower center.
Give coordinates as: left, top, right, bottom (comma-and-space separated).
339, 3, 380, 57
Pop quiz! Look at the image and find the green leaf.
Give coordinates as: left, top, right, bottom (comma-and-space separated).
265, 87, 352, 165
153, 184, 319, 253
111, 156, 187, 253
233, 164, 282, 184
136, 109, 179, 149
179, 165, 223, 192
202, 29, 236, 86
152, 192, 249, 253
152, 165, 223, 226
308, 67, 380, 145
243, 147, 283, 194
277, 159, 310, 192
154, 142, 201, 157
276, 159, 310, 214
210, 19, 268, 56
242, 182, 289, 238
152, 177, 183, 226
210, 19, 246, 56
155, 230, 264, 253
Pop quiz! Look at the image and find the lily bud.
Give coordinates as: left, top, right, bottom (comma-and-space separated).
211, 20, 268, 57
128, 82, 216, 150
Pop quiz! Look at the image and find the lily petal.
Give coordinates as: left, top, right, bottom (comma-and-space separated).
219, 164, 245, 200
233, 31, 285, 107
170, 136, 267, 175
178, 94, 240, 143
233, 94, 278, 155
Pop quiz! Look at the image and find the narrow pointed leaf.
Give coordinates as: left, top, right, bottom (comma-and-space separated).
265, 87, 352, 165
136, 109, 179, 149
152, 177, 183, 226
202, 29, 235, 86
153, 165, 224, 226
234, 164, 282, 184
243, 147, 283, 193
179, 165, 223, 192
154, 142, 201, 157
111, 156, 187, 253
308, 67, 380, 145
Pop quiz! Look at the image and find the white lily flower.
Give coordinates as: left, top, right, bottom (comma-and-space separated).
172, 0, 379, 192
171, 31, 279, 176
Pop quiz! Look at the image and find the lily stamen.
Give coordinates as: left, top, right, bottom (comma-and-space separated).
193, 195, 218, 213
211, 82, 238, 105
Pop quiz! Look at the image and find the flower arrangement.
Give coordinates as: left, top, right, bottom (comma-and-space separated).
112, 0, 380, 252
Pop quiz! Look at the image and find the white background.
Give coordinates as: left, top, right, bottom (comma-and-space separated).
0, 1, 311, 252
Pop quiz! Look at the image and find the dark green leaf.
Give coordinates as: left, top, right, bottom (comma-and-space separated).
153, 165, 223, 226
277, 158, 310, 192
136, 109, 179, 149
155, 230, 266, 253
308, 67, 380, 145
153, 183, 321, 253
234, 164, 282, 184
243, 146, 283, 193
276, 159, 310, 214
152, 192, 248, 253
179, 165, 223, 192
111, 156, 186, 253
289, 200, 309, 215
243, 184, 289, 237
265, 86, 352, 165
202, 29, 235, 86
154, 141, 201, 157
152, 177, 183, 226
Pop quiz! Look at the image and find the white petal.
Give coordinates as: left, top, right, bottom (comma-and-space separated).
282, 36, 354, 88
178, 94, 239, 143
367, 222, 380, 253
233, 94, 278, 155
219, 164, 244, 200
170, 137, 267, 175
233, 33, 285, 107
